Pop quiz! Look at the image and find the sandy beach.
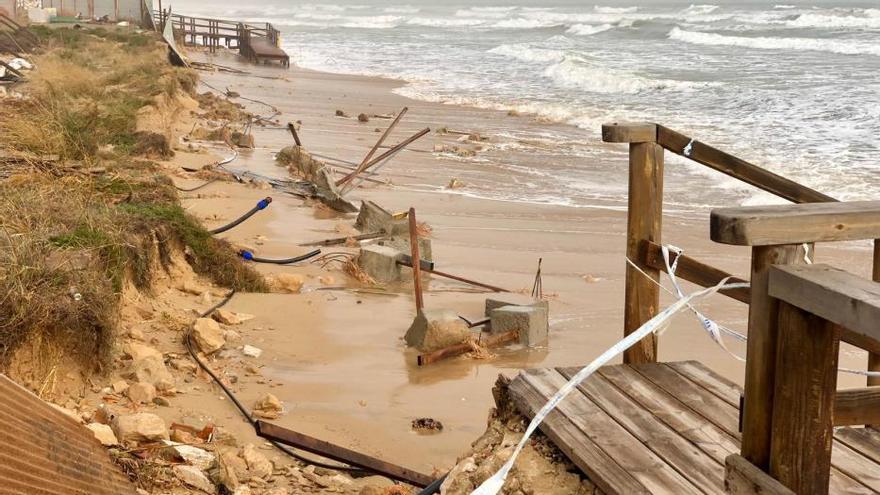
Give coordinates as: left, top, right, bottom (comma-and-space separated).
159, 47, 880, 477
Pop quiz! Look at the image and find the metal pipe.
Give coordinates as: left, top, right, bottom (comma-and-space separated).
336, 127, 430, 188
339, 107, 408, 188
409, 208, 424, 314
287, 122, 302, 147
299, 231, 385, 247
396, 260, 509, 293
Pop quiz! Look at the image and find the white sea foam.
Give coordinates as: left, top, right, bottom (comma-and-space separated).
488, 44, 565, 63
407, 17, 485, 27
774, 4, 796, 9
681, 4, 720, 16
543, 57, 715, 94
566, 23, 615, 36
383, 6, 419, 14
668, 27, 880, 57
491, 18, 562, 29
455, 7, 517, 19
594, 6, 637, 14
784, 12, 880, 29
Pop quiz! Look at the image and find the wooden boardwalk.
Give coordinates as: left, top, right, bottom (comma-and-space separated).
508, 361, 880, 494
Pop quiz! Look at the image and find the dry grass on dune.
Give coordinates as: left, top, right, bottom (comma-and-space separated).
0, 27, 264, 374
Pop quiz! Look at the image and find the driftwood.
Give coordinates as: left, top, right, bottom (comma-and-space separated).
417, 330, 518, 366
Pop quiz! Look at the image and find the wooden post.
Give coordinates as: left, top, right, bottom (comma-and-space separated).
769, 301, 839, 494
741, 244, 806, 470
602, 123, 664, 364
869, 239, 880, 388
408, 208, 423, 314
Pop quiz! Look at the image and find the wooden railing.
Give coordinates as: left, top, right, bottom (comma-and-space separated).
604, 123, 880, 494
153, 11, 281, 54
715, 201, 880, 494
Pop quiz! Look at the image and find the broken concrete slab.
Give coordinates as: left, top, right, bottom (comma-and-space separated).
358, 245, 403, 283
355, 200, 409, 235
379, 235, 433, 262
484, 295, 549, 317
489, 305, 549, 347
405, 308, 471, 352
276, 146, 357, 212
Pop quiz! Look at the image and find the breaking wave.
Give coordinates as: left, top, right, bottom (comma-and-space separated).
594, 6, 637, 14
668, 27, 880, 57
488, 44, 566, 63
543, 57, 716, 94
566, 23, 615, 36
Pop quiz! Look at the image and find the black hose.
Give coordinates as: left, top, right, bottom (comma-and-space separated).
209, 197, 272, 235
176, 178, 219, 192
185, 290, 368, 474
239, 248, 321, 265
416, 474, 448, 495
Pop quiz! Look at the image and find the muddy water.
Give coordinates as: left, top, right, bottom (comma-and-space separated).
185, 52, 877, 474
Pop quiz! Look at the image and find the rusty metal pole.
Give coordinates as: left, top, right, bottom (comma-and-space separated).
287, 122, 302, 147
409, 208, 424, 314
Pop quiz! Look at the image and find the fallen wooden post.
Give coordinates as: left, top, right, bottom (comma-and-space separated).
298, 231, 385, 247
254, 420, 435, 487
417, 330, 518, 366
397, 253, 434, 272
409, 207, 424, 314
287, 122, 302, 147
396, 260, 509, 293
336, 127, 430, 188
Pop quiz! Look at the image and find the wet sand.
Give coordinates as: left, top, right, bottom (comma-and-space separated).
175, 50, 877, 474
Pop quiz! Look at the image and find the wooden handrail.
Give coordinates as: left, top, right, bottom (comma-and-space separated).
834, 387, 880, 426
711, 200, 880, 246
768, 264, 880, 350
640, 240, 750, 303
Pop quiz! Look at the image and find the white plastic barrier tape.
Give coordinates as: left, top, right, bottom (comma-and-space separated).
471, 277, 744, 495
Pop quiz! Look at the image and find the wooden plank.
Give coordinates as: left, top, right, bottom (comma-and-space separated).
642, 240, 750, 304
833, 427, 880, 465
870, 240, 880, 389
768, 264, 880, 351
711, 200, 880, 246
834, 388, 880, 426
623, 141, 664, 364
725, 454, 795, 495
828, 439, 880, 493
769, 301, 839, 494
602, 122, 657, 143
741, 244, 807, 470
506, 374, 650, 495
656, 125, 834, 204
666, 361, 741, 407
629, 363, 741, 437
562, 366, 739, 465
521, 369, 703, 494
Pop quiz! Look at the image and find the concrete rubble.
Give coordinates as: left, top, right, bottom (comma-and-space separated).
405, 308, 472, 352
276, 146, 357, 212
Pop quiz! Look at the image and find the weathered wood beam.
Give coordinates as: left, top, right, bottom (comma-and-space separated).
869, 240, 880, 388
769, 301, 839, 494
834, 387, 880, 426
640, 240, 750, 304
711, 200, 880, 246
768, 264, 880, 351
623, 141, 664, 364
656, 125, 834, 205
741, 244, 808, 471
601, 122, 656, 143
724, 454, 795, 495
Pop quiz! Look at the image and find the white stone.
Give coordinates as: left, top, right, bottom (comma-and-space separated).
166, 441, 215, 470
173, 464, 215, 494
86, 423, 118, 446
241, 345, 263, 358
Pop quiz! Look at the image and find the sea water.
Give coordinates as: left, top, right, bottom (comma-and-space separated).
167, 0, 880, 209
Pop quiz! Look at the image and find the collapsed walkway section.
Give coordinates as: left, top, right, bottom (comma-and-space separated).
0, 373, 136, 494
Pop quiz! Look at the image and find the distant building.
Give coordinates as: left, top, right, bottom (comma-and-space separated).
40, 0, 150, 22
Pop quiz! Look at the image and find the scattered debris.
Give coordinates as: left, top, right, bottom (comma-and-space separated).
252, 393, 284, 419
447, 177, 466, 189
411, 417, 444, 433
405, 308, 471, 352
357, 113, 370, 123
242, 344, 263, 358
335, 109, 347, 117
212, 309, 254, 325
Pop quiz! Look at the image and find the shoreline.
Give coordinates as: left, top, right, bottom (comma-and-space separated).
180, 49, 877, 474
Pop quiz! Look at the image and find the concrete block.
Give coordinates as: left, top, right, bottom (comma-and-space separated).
490, 305, 548, 347
380, 236, 433, 262
358, 245, 403, 283
405, 308, 471, 352
275, 146, 357, 212
484, 296, 549, 317
356, 201, 409, 235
